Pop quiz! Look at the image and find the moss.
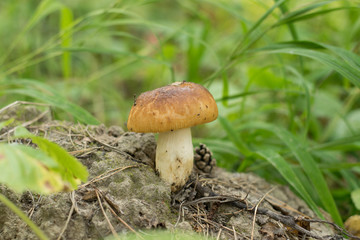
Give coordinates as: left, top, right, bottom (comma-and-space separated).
0, 105, 336, 239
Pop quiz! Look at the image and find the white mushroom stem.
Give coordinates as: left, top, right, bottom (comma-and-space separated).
156, 128, 194, 192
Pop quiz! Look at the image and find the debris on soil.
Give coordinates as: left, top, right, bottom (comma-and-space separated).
0, 103, 356, 240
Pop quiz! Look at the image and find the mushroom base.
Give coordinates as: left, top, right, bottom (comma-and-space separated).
156, 128, 194, 192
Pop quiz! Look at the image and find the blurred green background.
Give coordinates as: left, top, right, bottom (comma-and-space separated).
1, 0, 360, 225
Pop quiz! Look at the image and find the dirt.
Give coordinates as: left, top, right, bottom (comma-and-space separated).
0, 104, 340, 239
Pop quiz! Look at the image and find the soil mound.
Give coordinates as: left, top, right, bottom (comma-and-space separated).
0, 103, 340, 239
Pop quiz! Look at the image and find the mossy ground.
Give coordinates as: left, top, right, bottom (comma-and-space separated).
0, 104, 335, 239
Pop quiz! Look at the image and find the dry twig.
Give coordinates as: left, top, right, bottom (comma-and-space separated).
95, 189, 120, 239
82, 126, 146, 165
68, 147, 103, 157
190, 182, 355, 240
302, 218, 360, 240
0, 110, 50, 139
216, 229, 222, 240
0, 101, 49, 115
96, 188, 143, 239
26, 192, 42, 219
79, 165, 137, 189
250, 187, 277, 240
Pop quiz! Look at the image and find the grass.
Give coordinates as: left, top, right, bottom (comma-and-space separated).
1, 0, 360, 226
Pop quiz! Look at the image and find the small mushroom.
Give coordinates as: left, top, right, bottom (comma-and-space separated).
127, 82, 218, 192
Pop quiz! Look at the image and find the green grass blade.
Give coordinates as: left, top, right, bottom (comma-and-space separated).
273, 0, 339, 26
310, 134, 360, 151
60, 6, 73, 79
186, 22, 210, 83
221, 72, 229, 107
0, 79, 99, 125
351, 189, 360, 210
193, 138, 242, 157
342, 170, 360, 190
275, 7, 356, 27
320, 43, 360, 70
215, 89, 304, 102
0, 119, 14, 131
205, 0, 288, 84
0, 0, 63, 65
253, 42, 360, 87
218, 116, 252, 157
285, 66, 311, 138
275, 128, 342, 225
58, 46, 172, 68
256, 149, 323, 218
318, 162, 360, 171
275, 0, 299, 40
245, 122, 343, 226
230, 0, 286, 58
258, 41, 360, 70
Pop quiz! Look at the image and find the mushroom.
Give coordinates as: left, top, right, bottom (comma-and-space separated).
127, 82, 218, 192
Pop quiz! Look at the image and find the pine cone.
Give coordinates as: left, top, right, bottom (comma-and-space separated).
194, 143, 216, 173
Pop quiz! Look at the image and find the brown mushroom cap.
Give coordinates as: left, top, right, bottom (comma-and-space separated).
127, 82, 218, 133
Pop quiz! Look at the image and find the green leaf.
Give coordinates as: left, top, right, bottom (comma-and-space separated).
351, 189, 360, 210
253, 41, 360, 87
275, 6, 356, 27
215, 89, 304, 102
230, 0, 286, 58
26, 0, 64, 32
256, 149, 323, 218
193, 138, 241, 157
0, 144, 64, 194
318, 162, 360, 171
274, 1, 340, 27
275, 0, 299, 40
221, 72, 229, 106
248, 66, 285, 89
244, 122, 343, 226
218, 116, 251, 157
274, 128, 342, 225
186, 23, 210, 83
14, 127, 88, 188
0, 79, 100, 125
311, 135, 360, 151
60, 6, 74, 79
0, 119, 14, 131
0, 0, 64, 65
118, 230, 210, 240
218, 116, 254, 171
